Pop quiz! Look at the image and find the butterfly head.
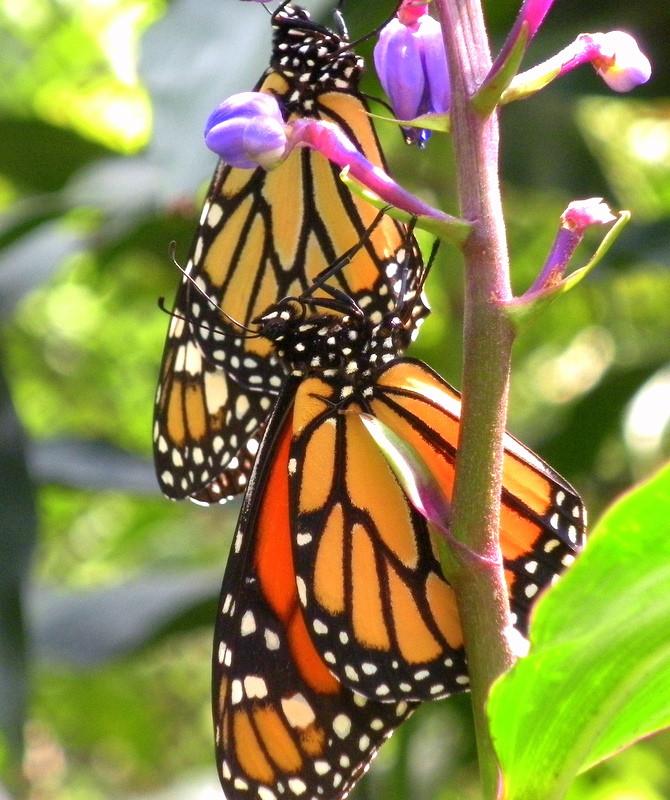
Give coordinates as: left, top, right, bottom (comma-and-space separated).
269, 5, 363, 115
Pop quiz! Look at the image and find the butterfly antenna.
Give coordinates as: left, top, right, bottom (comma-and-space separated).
340, 2, 401, 51
302, 207, 389, 301
166, 242, 260, 339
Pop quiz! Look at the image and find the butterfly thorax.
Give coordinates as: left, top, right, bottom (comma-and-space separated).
255, 301, 370, 377
269, 5, 362, 114
256, 299, 411, 403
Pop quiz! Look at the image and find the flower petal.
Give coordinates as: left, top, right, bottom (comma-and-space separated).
374, 19, 426, 121
417, 15, 450, 114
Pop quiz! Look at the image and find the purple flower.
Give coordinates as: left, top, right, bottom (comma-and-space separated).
500, 29, 651, 106
374, 2, 450, 145
204, 92, 289, 169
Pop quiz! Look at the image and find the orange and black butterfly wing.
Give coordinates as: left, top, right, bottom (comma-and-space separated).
289, 374, 469, 704
154, 5, 426, 503
495, 431, 586, 633
153, 288, 273, 503
369, 360, 586, 635
213, 381, 415, 800
289, 360, 585, 703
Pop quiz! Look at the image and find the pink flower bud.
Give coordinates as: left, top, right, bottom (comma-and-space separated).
589, 31, 652, 92
562, 198, 617, 232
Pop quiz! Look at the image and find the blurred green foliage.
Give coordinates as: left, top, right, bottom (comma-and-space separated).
0, 0, 668, 798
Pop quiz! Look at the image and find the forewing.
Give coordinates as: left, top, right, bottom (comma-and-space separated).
153, 8, 425, 503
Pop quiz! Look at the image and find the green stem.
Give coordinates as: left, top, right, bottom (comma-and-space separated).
434, 1, 517, 797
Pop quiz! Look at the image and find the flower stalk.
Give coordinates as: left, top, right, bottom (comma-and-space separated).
433, 1, 517, 796
525, 199, 617, 297
501, 31, 651, 104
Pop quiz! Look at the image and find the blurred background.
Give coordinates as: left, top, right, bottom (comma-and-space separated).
0, 0, 668, 798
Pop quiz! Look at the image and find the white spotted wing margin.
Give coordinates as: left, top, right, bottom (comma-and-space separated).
212, 380, 416, 800
152, 3, 427, 506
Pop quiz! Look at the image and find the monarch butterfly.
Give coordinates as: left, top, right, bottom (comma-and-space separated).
213, 260, 586, 798
153, 3, 426, 505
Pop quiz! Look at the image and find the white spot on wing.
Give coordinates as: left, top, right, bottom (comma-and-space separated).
243, 675, 268, 699
281, 693, 316, 729
296, 576, 307, 606
332, 713, 352, 739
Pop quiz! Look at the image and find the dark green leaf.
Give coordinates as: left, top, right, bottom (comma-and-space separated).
0, 118, 109, 193
0, 367, 37, 759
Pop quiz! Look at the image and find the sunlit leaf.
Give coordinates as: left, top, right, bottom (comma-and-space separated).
490, 462, 670, 800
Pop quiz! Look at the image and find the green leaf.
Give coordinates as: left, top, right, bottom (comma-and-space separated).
367, 109, 451, 134
472, 24, 529, 114
489, 462, 670, 800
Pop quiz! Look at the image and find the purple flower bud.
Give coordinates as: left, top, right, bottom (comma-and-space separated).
200, 90, 467, 236
374, 4, 450, 145
204, 92, 289, 169
498, 29, 651, 108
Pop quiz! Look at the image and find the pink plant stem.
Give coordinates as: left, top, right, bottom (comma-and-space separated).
434, 0, 517, 796
290, 118, 459, 224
